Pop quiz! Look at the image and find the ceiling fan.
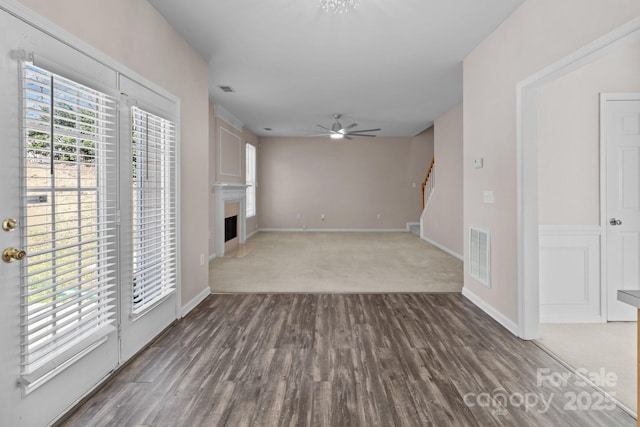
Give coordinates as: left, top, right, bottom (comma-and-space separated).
316, 114, 381, 140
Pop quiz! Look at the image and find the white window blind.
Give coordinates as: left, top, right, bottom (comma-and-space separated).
20, 63, 117, 378
246, 143, 256, 217
131, 106, 177, 314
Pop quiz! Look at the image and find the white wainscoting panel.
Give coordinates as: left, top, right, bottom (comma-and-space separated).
539, 226, 603, 323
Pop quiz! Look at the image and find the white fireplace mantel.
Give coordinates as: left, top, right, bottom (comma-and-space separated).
213, 183, 248, 256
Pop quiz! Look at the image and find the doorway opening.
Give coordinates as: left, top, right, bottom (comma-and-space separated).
517, 17, 640, 416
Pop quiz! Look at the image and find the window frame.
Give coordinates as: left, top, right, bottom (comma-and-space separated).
245, 142, 257, 218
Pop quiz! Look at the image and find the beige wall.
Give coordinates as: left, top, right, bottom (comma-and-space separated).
538, 41, 640, 226
214, 117, 244, 185
423, 103, 463, 255
258, 136, 429, 230
409, 128, 435, 220
208, 105, 217, 256
209, 106, 259, 255
464, 0, 640, 323
17, 0, 211, 306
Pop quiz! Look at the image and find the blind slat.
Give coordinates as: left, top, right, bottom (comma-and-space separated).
131, 106, 177, 314
20, 62, 118, 378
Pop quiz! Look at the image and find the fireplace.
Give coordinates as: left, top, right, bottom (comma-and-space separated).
213, 183, 248, 256
225, 215, 238, 242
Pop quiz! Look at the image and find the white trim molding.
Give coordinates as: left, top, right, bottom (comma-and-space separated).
218, 126, 242, 178
421, 236, 463, 261
246, 229, 260, 240
462, 287, 519, 336
208, 253, 217, 262
539, 226, 603, 323
214, 104, 244, 131
516, 16, 640, 340
213, 183, 248, 256
181, 287, 211, 317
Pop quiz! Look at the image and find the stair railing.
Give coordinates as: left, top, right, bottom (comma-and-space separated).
421, 156, 435, 210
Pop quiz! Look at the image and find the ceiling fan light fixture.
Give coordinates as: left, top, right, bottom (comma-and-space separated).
330, 133, 344, 139
318, 0, 359, 14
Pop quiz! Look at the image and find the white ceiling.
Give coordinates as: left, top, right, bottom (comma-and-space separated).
148, 0, 524, 137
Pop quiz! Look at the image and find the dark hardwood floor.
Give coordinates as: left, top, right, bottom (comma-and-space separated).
59, 294, 635, 426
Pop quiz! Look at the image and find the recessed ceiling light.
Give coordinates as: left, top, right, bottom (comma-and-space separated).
217, 85, 234, 93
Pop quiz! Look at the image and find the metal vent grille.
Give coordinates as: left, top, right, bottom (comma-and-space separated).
469, 227, 491, 287
217, 85, 234, 93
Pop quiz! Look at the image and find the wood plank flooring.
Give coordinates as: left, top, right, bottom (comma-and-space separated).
59, 294, 635, 426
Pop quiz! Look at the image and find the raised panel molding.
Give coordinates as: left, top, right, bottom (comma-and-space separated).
219, 126, 242, 178
539, 226, 603, 323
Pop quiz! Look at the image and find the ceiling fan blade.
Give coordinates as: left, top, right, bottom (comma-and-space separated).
344, 123, 358, 130
317, 124, 332, 131
344, 135, 353, 140
348, 128, 381, 133
348, 134, 377, 137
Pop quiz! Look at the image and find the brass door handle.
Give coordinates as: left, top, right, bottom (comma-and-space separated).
2, 247, 26, 263
2, 218, 17, 232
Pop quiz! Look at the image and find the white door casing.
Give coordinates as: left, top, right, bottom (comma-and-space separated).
0, 12, 119, 426
604, 96, 640, 321
1, 7, 181, 425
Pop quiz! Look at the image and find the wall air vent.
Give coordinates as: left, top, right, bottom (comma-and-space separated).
217, 85, 234, 93
469, 227, 491, 287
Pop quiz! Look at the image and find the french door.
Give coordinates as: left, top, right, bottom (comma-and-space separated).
0, 9, 178, 426
118, 76, 179, 362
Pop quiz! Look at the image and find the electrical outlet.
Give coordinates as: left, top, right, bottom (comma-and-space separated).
377, 213, 382, 220
321, 214, 325, 221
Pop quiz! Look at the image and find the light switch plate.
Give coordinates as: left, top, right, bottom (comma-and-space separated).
474, 158, 484, 169
483, 190, 494, 204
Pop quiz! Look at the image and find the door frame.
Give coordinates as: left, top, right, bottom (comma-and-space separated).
600, 93, 640, 321
0, 1, 183, 424
0, 0, 182, 321
516, 17, 640, 340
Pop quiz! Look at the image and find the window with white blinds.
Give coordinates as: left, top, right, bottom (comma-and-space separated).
131, 106, 177, 314
20, 63, 117, 378
246, 143, 256, 217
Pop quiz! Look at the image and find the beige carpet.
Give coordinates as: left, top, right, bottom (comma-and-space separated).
538, 323, 637, 414
209, 232, 463, 293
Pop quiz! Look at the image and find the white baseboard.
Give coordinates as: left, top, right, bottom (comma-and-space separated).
259, 228, 409, 233
208, 253, 217, 261
421, 236, 463, 261
246, 229, 259, 239
181, 286, 211, 317
462, 287, 519, 336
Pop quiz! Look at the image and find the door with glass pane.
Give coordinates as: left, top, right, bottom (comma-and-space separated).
118, 77, 179, 361
0, 12, 119, 426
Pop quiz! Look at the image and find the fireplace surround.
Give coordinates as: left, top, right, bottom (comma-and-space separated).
213, 183, 248, 256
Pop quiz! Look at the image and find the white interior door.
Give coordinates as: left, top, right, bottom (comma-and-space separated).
605, 97, 640, 321
0, 11, 119, 426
